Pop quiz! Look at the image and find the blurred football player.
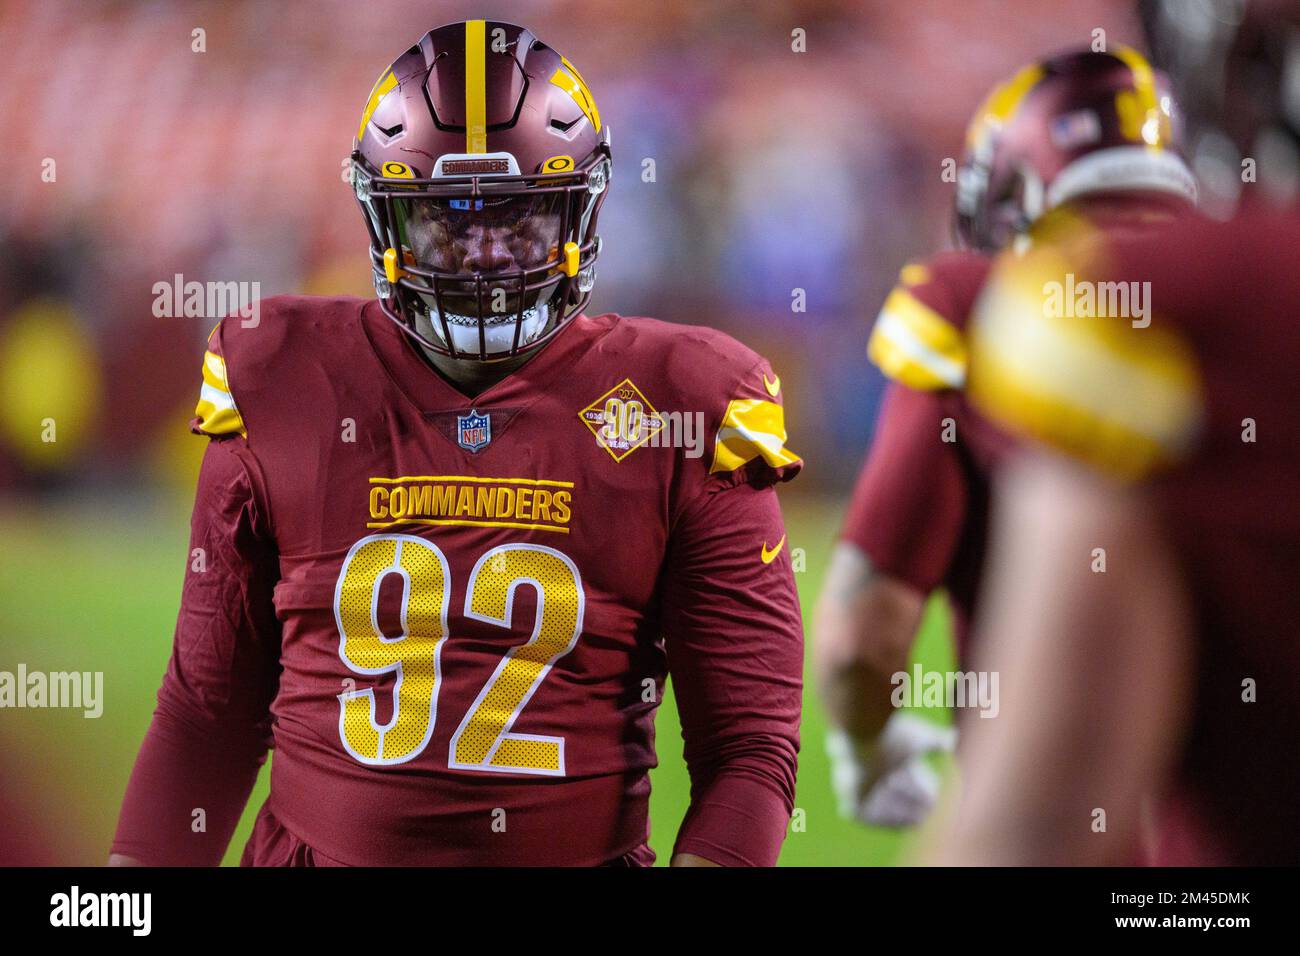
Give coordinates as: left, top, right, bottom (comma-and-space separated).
110, 20, 803, 867
816, 47, 1196, 828
941, 0, 1300, 864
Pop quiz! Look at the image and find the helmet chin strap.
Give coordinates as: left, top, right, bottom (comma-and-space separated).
412, 300, 552, 361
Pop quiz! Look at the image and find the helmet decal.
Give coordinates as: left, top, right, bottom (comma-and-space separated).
1112, 46, 1169, 148
551, 57, 601, 133
357, 70, 397, 142
464, 19, 488, 154
965, 62, 1045, 151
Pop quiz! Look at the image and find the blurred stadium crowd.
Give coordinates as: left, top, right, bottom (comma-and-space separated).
0, 0, 1139, 497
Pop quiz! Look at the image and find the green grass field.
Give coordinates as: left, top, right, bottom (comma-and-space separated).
0, 493, 955, 866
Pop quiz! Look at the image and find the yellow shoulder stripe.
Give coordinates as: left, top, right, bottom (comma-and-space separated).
710, 398, 801, 474
969, 253, 1200, 480
867, 286, 967, 390
194, 350, 246, 438
898, 262, 931, 287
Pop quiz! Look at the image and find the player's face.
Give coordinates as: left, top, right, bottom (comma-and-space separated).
401, 194, 564, 291
396, 192, 568, 357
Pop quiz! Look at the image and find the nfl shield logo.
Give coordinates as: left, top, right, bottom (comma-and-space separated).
457, 409, 492, 453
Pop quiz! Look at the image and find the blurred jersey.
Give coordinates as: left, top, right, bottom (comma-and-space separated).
970, 202, 1300, 865
843, 199, 1189, 662
113, 296, 804, 866
840, 251, 1009, 660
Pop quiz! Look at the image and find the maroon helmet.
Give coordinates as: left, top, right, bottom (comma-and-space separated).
956, 47, 1198, 250
350, 19, 611, 361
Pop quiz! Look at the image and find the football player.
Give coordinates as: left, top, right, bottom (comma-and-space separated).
816, 47, 1196, 828
110, 20, 803, 867
940, 0, 1300, 865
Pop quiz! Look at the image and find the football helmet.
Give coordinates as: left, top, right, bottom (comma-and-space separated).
350, 20, 611, 360
956, 47, 1198, 250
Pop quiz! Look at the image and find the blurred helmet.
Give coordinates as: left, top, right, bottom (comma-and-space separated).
350, 19, 611, 361
1138, 0, 1300, 208
956, 47, 1198, 250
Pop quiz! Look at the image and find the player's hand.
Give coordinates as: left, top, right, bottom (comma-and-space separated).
826, 713, 956, 828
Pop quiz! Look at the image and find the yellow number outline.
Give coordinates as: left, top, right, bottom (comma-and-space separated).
335, 534, 450, 766
333, 536, 584, 774
448, 544, 585, 776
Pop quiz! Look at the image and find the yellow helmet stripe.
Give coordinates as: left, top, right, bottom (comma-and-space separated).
357, 69, 398, 142
550, 59, 601, 133
965, 62, 1045, 148
1113, 45, 1164, 149
1113, 45, 1159, 116
465, 19, 488, 153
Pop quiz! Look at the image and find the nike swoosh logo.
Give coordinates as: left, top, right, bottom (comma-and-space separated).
761, 535, 786, 564
763, 373, 781, 397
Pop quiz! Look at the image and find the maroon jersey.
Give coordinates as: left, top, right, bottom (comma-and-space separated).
113, 296, 804, 866
840, 251, 1011, 657
970, 203, 1300, 864
844, 201, 1189, 658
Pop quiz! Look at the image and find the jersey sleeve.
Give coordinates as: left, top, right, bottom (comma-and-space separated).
111, 437, 282, 865
661, 477, 802, 866
866, 261, 972, 391
968, 242, 1202, 481
706, 355, 802, 490
840, 382, 969, 592
192, 322, 248, 438
844, 255, 991, 588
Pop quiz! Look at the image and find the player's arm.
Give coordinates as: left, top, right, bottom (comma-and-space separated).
816, 294, 971, 828
659, 365, 803, 867
815, 546, 924, 740
110, 435, 282, 866
661, 477, 803, 867
931, 452, 1193, 864
818, 262, 974, 749
816, 383, 967, 741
